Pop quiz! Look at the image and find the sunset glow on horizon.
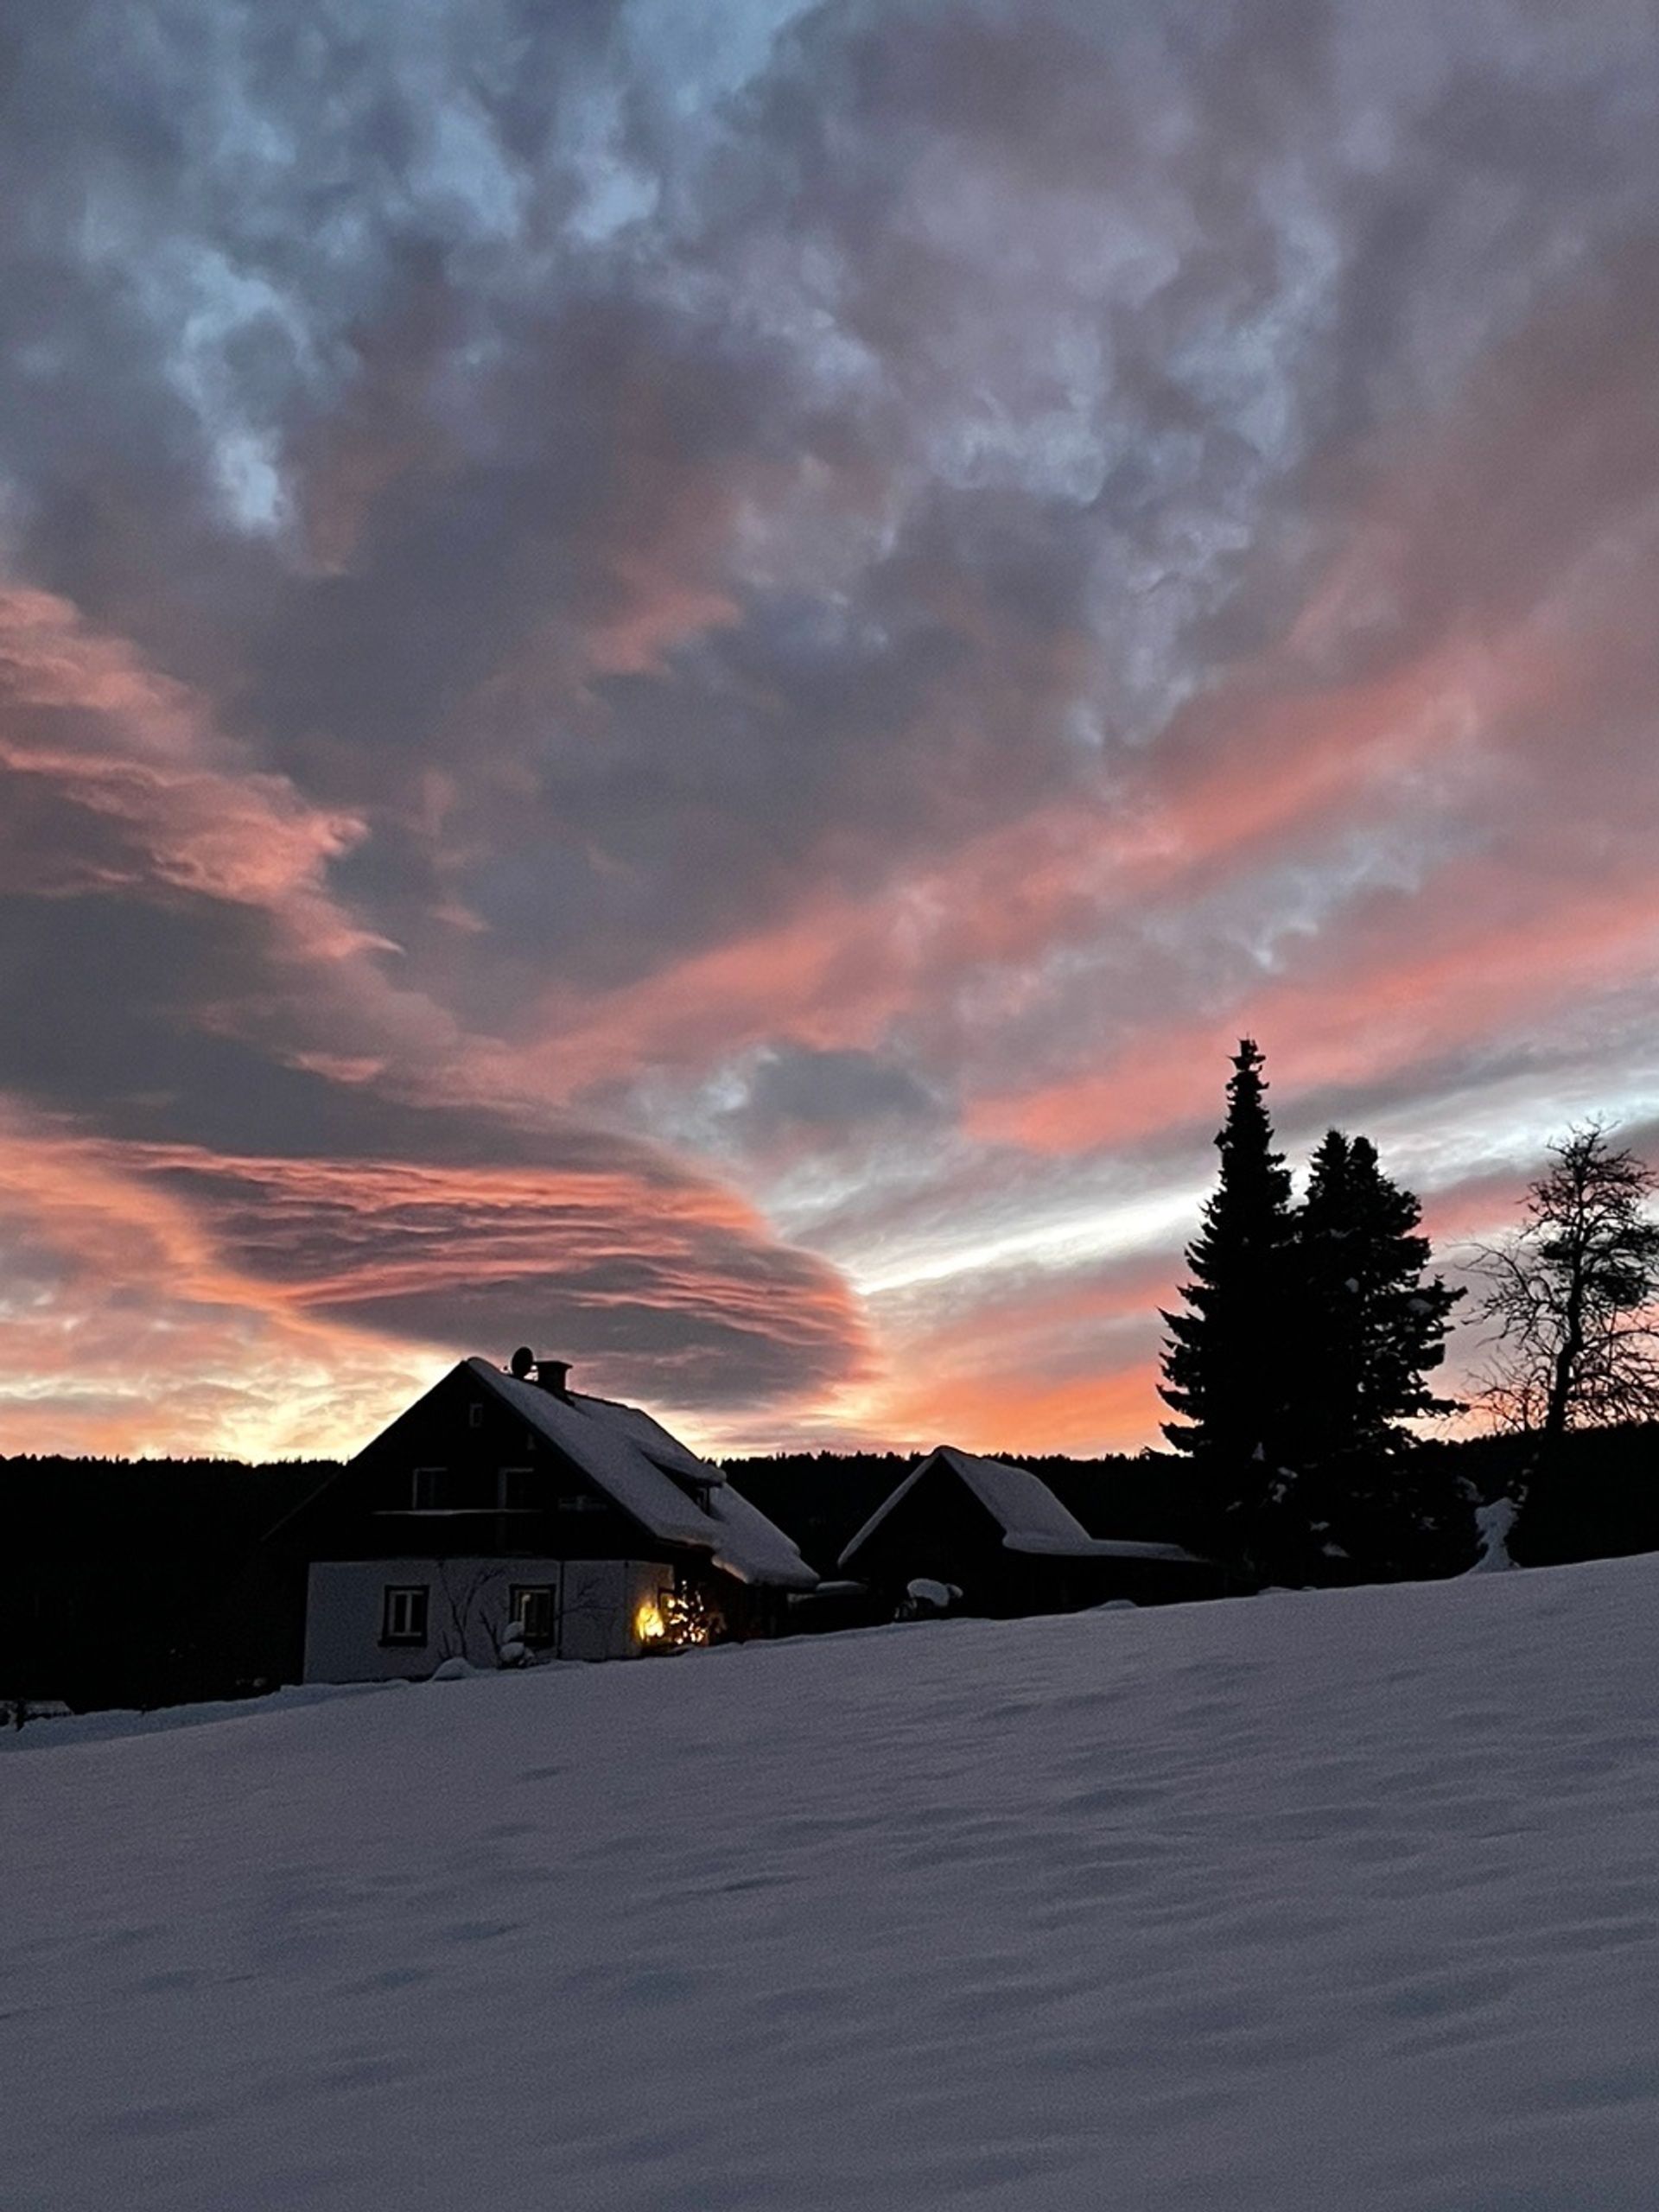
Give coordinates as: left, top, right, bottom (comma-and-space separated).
3, 1, 1659, 1462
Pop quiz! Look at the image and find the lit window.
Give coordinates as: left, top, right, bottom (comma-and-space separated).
636, 1578, 717, 1649
510, 1586, 556, 1648
381, 1586, 429, 1645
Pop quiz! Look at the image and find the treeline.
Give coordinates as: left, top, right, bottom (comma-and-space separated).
1, 1457, 331, 1712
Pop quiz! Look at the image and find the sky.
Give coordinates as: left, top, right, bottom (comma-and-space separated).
2, 0, 1658, 1462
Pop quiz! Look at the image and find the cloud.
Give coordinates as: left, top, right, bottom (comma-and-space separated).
0, 1111, 438, 1459
3, 0, 1659, 1452
0, 582, 870, 1431
137, 1140, 873, 1409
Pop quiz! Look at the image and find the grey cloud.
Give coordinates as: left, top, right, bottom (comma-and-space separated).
736, 1046, 944, 1142
142, 1146, 866, 1408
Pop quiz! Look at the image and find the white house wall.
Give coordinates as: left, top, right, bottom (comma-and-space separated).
303, 1558, 674, 1682
558, 1560, 670, 1663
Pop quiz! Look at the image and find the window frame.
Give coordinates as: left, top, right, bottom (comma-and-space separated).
510, 1583, 558, 1649
499, 1464, 536, 1510
380, 1584, 430, 1646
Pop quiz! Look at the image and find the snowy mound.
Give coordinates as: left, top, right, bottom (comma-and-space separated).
9, 1560, 1659, 2209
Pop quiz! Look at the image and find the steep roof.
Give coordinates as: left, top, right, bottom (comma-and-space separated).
467, 1359, 817, 1590
839, 1445, 1205, 1570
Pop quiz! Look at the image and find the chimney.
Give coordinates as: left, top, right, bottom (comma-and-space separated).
535, 1357, 572, 1399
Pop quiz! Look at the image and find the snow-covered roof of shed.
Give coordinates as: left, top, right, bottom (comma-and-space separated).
1003, 1531, 1207, 1564
467, 1359, 814, 1590
838, 1445, 1207, 1569
937, 1447, 1097, 1546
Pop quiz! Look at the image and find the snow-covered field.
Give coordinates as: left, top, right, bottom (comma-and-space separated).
7, 1560, 1659, 2212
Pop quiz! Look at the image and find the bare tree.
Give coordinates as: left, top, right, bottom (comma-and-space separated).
431, 1564, 531, 1669
1473, 1124, 1659, 1470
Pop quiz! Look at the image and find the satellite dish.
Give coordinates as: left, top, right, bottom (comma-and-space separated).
509, 1345, 535, 1380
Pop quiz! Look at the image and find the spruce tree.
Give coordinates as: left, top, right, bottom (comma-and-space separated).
1288, 1130, 1465, 1577
1159, 1039, 1295, 1553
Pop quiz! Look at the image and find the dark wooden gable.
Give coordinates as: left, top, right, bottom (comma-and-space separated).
271, 1362, 676, 1564
842, 1456, 1018, 1595
842, 1452, 1233, 1618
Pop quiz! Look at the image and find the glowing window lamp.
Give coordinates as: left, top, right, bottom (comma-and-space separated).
635, 1584, 717, 1650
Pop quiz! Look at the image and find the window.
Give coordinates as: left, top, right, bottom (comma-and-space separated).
556, 1490, 607, 1514
381, 1585, 429, 1645
410, 1465, 496, 1511
510, 1585, 557, 1649
467, 1402, 484, 1429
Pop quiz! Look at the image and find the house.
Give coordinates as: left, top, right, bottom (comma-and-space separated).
837, 1445, 1224, 1618
274, 1352, 817, 1680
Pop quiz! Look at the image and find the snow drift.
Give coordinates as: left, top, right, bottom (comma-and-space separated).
7, 1557, 1659, 2209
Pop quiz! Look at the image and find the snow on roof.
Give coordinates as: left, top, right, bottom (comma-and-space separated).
600, 1401, 729, 1488
1003, 1532, 1207, 1565
702, 1483, 818, 1591
839, 1445, 1207, 1569
467, 1359, 814, 1590
936, 1446, 1099, 1547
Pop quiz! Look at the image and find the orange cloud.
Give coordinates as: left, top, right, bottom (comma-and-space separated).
0, 1119, 440, 1460
971, 856, 1659, 1157
504, 598, 1549, 1113
0, 588, 374, 953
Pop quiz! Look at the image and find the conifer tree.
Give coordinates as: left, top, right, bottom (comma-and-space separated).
1159, 1039, 1295, 1551
1287, 1130, 1465, 1576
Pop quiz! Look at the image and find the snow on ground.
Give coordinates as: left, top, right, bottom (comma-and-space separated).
7, 1560, 1659, 2211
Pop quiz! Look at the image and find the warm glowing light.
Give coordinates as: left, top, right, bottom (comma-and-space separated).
634, 1586, 718, 1649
